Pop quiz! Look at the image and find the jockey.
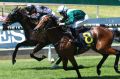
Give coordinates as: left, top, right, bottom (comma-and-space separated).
24, 4, 57, 30
25, 4, 55, 20
57, 5, 89, 38
57, 5, 90, 51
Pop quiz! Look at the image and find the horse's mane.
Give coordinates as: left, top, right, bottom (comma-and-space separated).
17, 7, 36, 28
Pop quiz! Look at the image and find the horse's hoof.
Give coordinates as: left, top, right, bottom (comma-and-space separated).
115, 69, 120, 73
97, 69, 101, 76
37, 55, 46, 61
30, 54, 33, 58
12, 60, 16, 65
51, 64, 60, 69
42, 55, 47, 59
116, 71, 120, 73
114, 66, 120, 73
78, 76, 82, 79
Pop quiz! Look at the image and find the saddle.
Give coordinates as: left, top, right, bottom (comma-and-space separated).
71, 26, 93, 50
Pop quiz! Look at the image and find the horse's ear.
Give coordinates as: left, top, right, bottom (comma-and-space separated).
15, 6, 19, 10
14, 6, 22, 12
12, 6, 19, 12
15, 6, 22, 10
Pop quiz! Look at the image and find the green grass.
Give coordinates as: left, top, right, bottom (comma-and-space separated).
0, 56, 119, 79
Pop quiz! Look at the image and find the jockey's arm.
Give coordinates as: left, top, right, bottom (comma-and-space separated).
65, 12, 75, 25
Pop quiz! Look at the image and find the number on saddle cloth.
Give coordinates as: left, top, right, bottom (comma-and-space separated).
83, 32, 93, 46
77, 31, 93, 49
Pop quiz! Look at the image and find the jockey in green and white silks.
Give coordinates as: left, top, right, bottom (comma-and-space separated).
57, 5, 90, 49
57, 5, 89, 29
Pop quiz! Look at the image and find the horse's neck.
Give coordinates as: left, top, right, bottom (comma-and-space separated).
19, 20, 35, 39
20, 22, 33, 30
46, 26, 64, 44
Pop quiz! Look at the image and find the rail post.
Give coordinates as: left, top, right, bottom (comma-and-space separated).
48, 45, 52, 61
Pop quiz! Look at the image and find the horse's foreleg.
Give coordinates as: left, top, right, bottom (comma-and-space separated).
68, 56, 82, 79
102, 48, 120, 73
12, 40, 36, 65
51, 57, 62, 69
62, 57, 68, 70
12, 43, 21, 65
30, 43, 49, 61
97, 54, 109, 76
30, 44, 47, 61
51, 47, 62, 69
114, 51, 120, 73
62, 55, 81, 79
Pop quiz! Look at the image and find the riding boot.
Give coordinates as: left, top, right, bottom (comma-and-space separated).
76, 26, 89, 33
73, 35, 88, 50
69, 27, 77, 38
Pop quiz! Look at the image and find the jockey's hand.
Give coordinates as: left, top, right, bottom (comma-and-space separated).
58, 18, 62, 22
33, 28, 39, 32
59, 23, 65, 26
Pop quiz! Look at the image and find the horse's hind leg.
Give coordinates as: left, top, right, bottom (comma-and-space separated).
51, 57, 62, 69
97, 54, 109, 76
100, 47, 120, 74
114, 50, 120, 73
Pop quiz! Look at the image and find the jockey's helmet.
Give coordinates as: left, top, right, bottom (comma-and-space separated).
57, 5, 68, 13
25, 5, 36, 14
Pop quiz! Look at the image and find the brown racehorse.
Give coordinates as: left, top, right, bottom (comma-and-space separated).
2, 7, 53, 64
34, 15, 120, 79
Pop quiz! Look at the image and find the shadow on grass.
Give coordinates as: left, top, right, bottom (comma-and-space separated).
20, 66, 62, 70
20, 65, 91, 70
20, 64, 116, 71
60, 75, 120, 79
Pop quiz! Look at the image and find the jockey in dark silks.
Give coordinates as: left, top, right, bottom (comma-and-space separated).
24, 4, 57, 30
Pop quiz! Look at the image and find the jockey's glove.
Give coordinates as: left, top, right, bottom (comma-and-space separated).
58, 18, 63, 22
33, 28, 39, 32
59, 23, 65, 26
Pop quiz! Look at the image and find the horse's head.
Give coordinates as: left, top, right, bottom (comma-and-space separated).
34, 15, 58, 30
2, 6, 27, 30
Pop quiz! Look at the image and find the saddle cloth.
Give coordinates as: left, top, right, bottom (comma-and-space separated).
76, 31, 93, 49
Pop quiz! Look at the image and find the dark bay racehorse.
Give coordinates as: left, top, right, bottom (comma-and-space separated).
2, 7, 53, 64
34, 15, 120, 79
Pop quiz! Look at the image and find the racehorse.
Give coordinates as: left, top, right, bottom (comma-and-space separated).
2, 7, 53, 64
34, 15, 120, 79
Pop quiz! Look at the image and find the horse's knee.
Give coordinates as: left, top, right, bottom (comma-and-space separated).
97, 65, 100, 69
30, 53, 34, 58
106, 48, 117, 55
96, 48, 105, 54
97, 47, 116, 55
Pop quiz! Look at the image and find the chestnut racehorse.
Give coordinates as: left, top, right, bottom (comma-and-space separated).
34, 15, 120, 79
